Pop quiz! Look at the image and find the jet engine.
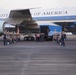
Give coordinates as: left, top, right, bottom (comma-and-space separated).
0, 21, 15, 33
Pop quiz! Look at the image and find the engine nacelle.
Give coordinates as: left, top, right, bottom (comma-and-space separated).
0, 21, 5, 33
0, 21, 15, 33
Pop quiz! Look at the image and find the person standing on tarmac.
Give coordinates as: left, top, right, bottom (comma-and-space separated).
60, 31, 66, 46
3, 30, 7, 45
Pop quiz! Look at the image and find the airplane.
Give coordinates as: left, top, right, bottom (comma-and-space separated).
0, 7, 76, 34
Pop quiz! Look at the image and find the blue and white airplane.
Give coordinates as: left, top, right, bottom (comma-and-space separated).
0, 7, 76, 33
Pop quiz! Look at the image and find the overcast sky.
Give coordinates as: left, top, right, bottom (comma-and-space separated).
0, 0, 76, 10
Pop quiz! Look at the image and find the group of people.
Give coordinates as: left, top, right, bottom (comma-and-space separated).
53, 31, 66, 46
35, 33, 45, 42
3, 30, 66, 46
35, 31, 66, 46
3, 30, 20, 46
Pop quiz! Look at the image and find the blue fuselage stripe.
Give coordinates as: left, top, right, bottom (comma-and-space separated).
32, 15, 76, 21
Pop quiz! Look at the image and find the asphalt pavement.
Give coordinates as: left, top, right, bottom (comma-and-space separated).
0, 40, 76, 75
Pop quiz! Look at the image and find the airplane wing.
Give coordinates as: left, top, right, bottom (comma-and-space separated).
8, 9, 38, 26
9, 9, 32, 19
9, 7, 41, 19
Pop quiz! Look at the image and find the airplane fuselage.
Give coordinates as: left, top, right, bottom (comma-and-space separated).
0, 8, 76, 24
0, 7, 76, 33
30, 8, 76, 21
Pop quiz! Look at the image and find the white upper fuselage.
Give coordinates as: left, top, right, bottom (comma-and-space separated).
0, 7, 76, 25
30, 8, 76, 21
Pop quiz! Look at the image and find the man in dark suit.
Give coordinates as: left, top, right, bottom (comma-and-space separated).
3, 30, 7, 45
61, 31, 66, 46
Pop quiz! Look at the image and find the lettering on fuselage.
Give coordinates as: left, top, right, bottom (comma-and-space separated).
33, 11, 68, 16
0, 14, 9, 18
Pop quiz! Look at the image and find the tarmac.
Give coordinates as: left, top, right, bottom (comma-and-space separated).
0, 40, 76, 75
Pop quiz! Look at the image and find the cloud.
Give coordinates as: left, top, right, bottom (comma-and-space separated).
0, 0, 58, 9
57, 0, 76, 7
0, 0, 76, 10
